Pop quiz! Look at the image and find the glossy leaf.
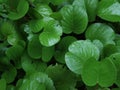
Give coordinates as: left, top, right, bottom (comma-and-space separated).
61, 0, 88, 34
65, 40, 100, 74
39, 20, 62, 47
97, 0, 120, 22
85, 23, 115, 45
27, 35, 42, 59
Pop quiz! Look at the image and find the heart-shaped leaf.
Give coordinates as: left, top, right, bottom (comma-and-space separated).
61, 0, 88, 34
65, 40, 100, 74
82, 57, 117, 87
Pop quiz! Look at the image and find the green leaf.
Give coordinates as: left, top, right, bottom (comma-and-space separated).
34, 4, 52, 17
81, 58, 99, 86
19, 72, 55, 90
84, 0, 98, 22
8, 0, 29, 20
109, 53, 120, 87
45, 64, 77, 90
54, 36, 77, 63
42, 46, 54, 62
6, 85, 15, 90
2, 65, 17, 83
82, 57, 117, 87
61, 0, 88, 34
85, 23, 115, 45
29, 19, 44, 33
112, 88, 120, 90
65, 40, 100, 74
39, 20, 62, 47
0, 79, 6, 90
97, 0, 120, 22
103, 44, 119, 57
27, 35, 42, 59
6, 44, 24, 60
0, 21, 15, 36
50, 0, 66, 5
21, 52, 47, 74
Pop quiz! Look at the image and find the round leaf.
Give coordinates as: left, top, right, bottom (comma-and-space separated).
65, 40, 100, 74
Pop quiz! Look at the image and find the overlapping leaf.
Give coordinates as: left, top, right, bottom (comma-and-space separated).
65, 40, 100, 74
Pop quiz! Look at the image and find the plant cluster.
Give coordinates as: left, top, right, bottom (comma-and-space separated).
0, 0, 120, 90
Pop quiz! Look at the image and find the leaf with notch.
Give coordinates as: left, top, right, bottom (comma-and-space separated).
61, 0, 88, 34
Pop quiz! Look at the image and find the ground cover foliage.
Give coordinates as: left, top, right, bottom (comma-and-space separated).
0, 0, 120, 90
